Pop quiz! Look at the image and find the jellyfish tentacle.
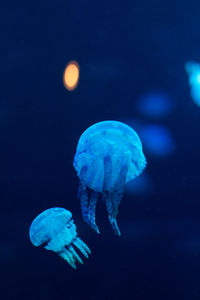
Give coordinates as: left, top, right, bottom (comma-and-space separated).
105, 192, 121, 236
88, 191, 100, 234
78, 166, 100, 233
79, 185, 90, 225
68, 245, 83, 265
76, 237, 91, 254
78, 166, 91, 226
77, 165, 88, 200
59, 249, 77, 269
113, 164, 128, 214
73, 237, 91, 258
106, 165, 128, 236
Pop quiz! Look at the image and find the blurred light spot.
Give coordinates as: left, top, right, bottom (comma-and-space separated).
63, 61, 79, 91
139, 124, 175, 157
137, 92, 173, 119
185, 61, 200, 106
125, 172, 153, 196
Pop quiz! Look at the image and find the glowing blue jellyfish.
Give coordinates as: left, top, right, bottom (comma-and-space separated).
29, 207, 91, 269
185, 61, 200, 106
73, 121, 146, 236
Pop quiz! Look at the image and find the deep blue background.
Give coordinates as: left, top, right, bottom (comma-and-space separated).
1, 0, 200, 299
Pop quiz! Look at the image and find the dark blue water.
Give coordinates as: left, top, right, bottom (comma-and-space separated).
1, 0, 200, 299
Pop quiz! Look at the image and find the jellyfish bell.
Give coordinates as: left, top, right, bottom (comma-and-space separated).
73, 120, 147, 236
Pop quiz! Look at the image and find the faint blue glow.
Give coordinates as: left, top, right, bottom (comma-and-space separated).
140, 124, 175, 157
185, 61, 200, 106
137, 92, 173, 118
125, 172, 153, 196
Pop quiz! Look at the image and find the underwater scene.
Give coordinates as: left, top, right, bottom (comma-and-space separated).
1, 0, 200, 299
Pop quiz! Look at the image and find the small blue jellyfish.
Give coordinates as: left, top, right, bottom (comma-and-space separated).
73, 121, 146, 236
29, 207, 91, 269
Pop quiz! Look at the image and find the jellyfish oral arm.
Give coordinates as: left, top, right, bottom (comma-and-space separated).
78, 165, 100, 234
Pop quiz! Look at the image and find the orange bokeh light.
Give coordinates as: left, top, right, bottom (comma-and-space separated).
63, 61, 80, 91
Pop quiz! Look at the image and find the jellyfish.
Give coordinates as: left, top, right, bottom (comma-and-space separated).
185, 61, 200, 106
73, 120, 146, 236
29, 207, 91, 269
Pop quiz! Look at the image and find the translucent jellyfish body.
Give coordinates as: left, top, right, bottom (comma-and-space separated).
73, 121, 146, 236
29, 207, 91, 269
185, 61, 200, 106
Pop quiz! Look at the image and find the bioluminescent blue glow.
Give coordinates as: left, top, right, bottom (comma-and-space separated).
29, 207, 91, 269
139, 124, 175, 157
125, 172, 153, 196
73, 121, 146, 236
185, 61, 200, 106
137, 92, 172, 118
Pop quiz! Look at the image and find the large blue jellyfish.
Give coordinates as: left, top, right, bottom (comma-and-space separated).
29, 207, 91, 269
73, 121, 146, 236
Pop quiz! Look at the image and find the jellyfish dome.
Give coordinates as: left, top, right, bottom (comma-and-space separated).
29, 207, 91, 269
73, 120, 146, 236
